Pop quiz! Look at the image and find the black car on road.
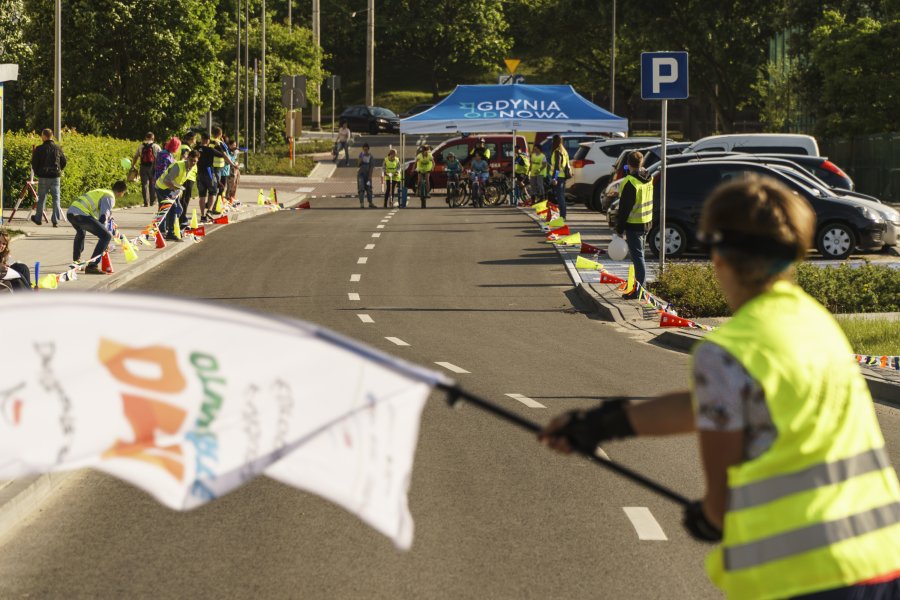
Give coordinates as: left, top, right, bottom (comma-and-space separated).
338, 106, 400, 134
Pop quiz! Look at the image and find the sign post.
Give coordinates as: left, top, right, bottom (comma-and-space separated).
327, 75, 341, 135
282, 75, 307, 168
0, 64, 19, 227
641, 51, 688, 271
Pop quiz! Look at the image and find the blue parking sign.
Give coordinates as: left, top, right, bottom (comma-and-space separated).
641, 52, 689, 100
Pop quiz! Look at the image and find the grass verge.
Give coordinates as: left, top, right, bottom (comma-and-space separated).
836, 317, 900, 356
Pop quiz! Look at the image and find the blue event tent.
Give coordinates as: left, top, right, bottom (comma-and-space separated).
399, 84, 628, 135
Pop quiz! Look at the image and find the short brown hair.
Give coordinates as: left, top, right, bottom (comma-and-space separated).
41, 128, 53, 139
627, 151, 643, 169
700, 175, 815, 286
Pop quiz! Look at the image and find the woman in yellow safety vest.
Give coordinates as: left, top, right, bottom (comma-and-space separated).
383, 149, 401, 208
528, 143, 548, 202
540, 175, 900, 599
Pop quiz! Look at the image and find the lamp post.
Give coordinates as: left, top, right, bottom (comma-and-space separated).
610, 0, 616, 113
260, 0, 267, 150
1, 64, 20, 227
351, 3, 375, 106
312, 0, 321, 129
54, 0, 61, 140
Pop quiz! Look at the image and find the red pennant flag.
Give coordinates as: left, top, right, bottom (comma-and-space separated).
185, 226, 206, 237
580, 242, 603, 255
213, 215, 230, 225
659, 311, 697, 328
599, 271, 626, 284
296, 200, 311, 210
546, 225, 571, 239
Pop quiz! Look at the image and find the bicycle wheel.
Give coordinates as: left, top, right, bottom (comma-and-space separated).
458, 180, 471, 206
483, 182, 503, 206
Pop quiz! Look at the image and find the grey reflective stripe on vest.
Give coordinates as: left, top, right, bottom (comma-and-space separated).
729, 447, 891, 511
724, 501, 900, 571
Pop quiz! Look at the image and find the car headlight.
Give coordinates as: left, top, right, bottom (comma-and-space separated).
376, 118, 388, 123
856, 206, 884, 223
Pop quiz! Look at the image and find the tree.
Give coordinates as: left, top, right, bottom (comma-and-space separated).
0, 0, 33, 130
381, 0, 511, 98
22, 0, 224, 138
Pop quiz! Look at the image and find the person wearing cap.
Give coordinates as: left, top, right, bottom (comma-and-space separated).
357, 143, 375, 208
539, 175, 900, 599
67, 181, 128, 274
469, 138, 492, 161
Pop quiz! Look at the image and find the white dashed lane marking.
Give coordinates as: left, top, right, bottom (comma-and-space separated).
376, 224, 385, 229
350, 274, 361, 282
435, 362, 470, 374
357, 314, 374, 323
372, 233, 381, 238
365, 244, 375, 250
504, 393, 546, 408
357, 257, 368, 264
385, 337, 409, 346
348, 293, 360, 301
622, 507, 668, 541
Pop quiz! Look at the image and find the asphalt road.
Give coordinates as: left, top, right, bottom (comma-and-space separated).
2, 195, 899, 599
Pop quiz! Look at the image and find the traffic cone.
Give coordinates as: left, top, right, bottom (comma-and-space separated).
599, 271, 626, 284
101, 251, 114, 274
659, 312, 697, 329
155, 229, 167, 248
296, 200, 311, 210
257, 189, 265, 205
213, 215, 229, 225
547, 225, 570, 238
173, 218, 182, 240
187, 225, 206, 237
123, 239, 139, 263
37, 273, 59, 289
580, 242, 603, 255
190, 209, 199, 229
575, 256, 604, 270
270, 188, 277, 204
548, 217, 565, 228
214, 195, 223, 213
623, 265, 635, 293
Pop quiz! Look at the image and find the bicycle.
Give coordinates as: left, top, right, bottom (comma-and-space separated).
417, 172, 430, 207
485, 174, 531, 207
469, 172, 488, 207
446, 172, 465, 207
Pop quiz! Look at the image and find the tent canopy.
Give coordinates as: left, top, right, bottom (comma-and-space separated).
399, 84, 628, 135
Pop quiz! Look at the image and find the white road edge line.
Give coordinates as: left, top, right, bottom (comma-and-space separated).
385, 337, 409, 346
435, 362, 470, 374
504, 393, 546, 409
365, 244, 375, 250
357, 257, 368, 264
350, 274, 361, 282
348, 293, 360, 301
622, 507, 668, 541
357, 314, 374, 323
372, 233, 381, 238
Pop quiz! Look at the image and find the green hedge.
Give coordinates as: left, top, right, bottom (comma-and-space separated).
648, 263, 900, 318
243, 144, 316, 176
2, 130, 144, 209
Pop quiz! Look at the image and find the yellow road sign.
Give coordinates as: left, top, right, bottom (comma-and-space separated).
504, 59, 521, 74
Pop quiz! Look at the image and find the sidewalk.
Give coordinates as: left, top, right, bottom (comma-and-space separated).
2, 184, 307, 292
526, 204, 900, 405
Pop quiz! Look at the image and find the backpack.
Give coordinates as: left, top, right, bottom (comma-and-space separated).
153, 150, 173, 180
140, 143, 155, 165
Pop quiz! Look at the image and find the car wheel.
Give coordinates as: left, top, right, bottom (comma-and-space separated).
648, 223, 687, 257
589, 186, 604, 212
368, 121, 378, 135
816, 222, 855, 260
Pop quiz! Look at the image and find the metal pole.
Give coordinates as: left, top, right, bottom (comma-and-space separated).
253, 59, 258, 154
260, 0, 266, 150
331, 81, 335, 135
659, 99, 668, 271
54, 0, 61, 140
0, 84, 5, 225
289, 90, 294, 168
235, 0, 241, 147
287, 0, 291, 29
244, 0, 250, 146
365, 0, 374, 106
610, 0, 616, 113
312, 0, 321, 130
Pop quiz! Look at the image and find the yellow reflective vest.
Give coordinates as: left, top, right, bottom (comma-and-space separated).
622, 175, 654, 224
384, 157, 401, 181
696, 281, 900, 599
155, 160, 190, 191
210, 139, 225, 168
416, 152, 433, 173
529, 153, 548, 177
551, 147, 569, 179
69, 189, 113, 218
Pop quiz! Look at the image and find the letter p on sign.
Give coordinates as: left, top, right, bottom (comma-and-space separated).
641, 52, 689, 100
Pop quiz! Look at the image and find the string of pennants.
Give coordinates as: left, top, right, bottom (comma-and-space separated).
31, 188, 297, 289
530, 200, 898, 371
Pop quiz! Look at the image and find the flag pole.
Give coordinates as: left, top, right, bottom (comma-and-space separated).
438, 383, 691, 507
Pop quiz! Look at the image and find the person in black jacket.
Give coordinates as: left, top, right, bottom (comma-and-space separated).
30, 129, 68, 227
615, 151, 654, 299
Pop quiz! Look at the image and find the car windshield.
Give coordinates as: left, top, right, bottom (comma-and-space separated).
371, 107, 397, 118
773, 167, 823, 197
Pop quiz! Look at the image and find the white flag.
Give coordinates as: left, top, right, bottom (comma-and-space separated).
0, 293, 448, 550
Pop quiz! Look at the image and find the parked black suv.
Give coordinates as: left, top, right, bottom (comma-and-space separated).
634, 162, 886, 260
338, 105, 400, 134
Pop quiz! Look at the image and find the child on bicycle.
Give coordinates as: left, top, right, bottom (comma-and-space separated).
445, 152, 462, 205
383, 148, 401, 208
513, 148, 531, 206
469, 149, 490, 208
415, 145, 434, 208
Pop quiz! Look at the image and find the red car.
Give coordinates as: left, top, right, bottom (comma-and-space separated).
404, 135, 528, 190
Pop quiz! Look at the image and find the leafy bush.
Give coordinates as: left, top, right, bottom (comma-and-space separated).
243, 146, 315, 176
648, 262, 900, 318
1, 130, 144, 209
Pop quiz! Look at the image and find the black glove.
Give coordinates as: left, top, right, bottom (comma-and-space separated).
555, 400, 635, 454
682, 500, 722, 543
